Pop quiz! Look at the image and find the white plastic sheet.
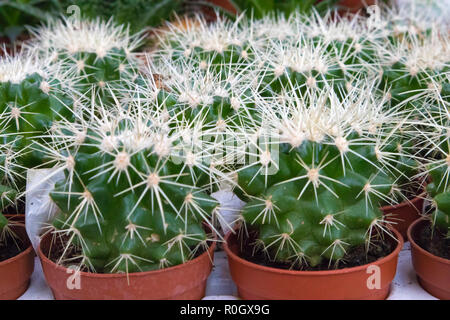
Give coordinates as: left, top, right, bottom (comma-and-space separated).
25, 168, 64, 251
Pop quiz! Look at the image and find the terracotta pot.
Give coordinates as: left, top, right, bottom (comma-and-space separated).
224, 228, 403, 300
381, 195, 425, 240
407, 218, 450, 300
337, 0, 376, 12
0, 224, 35, 300
38, 232, 216, 300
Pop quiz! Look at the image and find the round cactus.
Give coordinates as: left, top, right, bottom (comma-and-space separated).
42, 93, 223, 273
139, 56, 260, 130
415, 96, 450, 237
154, 14, 254, 75
378, 29, 449, 109
26, 17, 144, 103
234, 82, 410, 268
0, 50, 75, 220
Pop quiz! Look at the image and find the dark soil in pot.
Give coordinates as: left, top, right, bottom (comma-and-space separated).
408, 218, 450, 300
45, 233, 209, 273
414, 224, 449, 260
0, 232, 27, 262
238, 228, 396, 271
2, 200, 25, 216
0, 225, 35, 300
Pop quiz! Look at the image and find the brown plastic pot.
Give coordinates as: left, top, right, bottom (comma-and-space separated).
337, 0, 376, 12
407, 218, 450, 300
38, 232, 216, 300
0, 224, 35, 300
224, 228, 403, 300
381, 194, 425, 240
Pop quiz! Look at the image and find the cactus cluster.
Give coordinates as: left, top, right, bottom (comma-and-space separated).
141, 8, 447, 268
2, 3, 446, 273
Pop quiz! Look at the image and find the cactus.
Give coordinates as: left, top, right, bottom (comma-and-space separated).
415, 96, 450, 238
139, 56, 260, 131
0, 132, 21, 237
234, 82, 410, 268
426, 157, 450, 238
42, 92, 223, 273
379, 1, 449, 42
378, 28, 450, 109
0, 136, 21, 212
0, 50, 74, 217
26, 17, 144, 103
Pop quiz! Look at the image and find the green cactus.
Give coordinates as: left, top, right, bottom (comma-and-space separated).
141, 57, 260, 131
27, 17, 144, 103
44, 96, 221, 273
234, 84, 408, 268
419, 111, 450, 237
155, 13, 386, 100
0, 141, 20, 216
0, 50, 74, 218
379, 29, 449, 109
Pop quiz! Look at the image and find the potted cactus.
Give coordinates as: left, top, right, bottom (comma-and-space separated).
0, 207, 34, 299
0, 156, 34, 300
224, 83, 405, 300
407, 105, 450, 300
36, 86, 221, 299
0, 49, 75, 299
377, 26, 450, 238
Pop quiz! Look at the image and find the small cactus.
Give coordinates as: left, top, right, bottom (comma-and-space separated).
26, 17, 144, 103
155, 15, 252, 74
42, 93, 222, 273
378, 29, 449, 109
235, 83, 409, 268
0, 50, 74, 217
415, 97, 450, 237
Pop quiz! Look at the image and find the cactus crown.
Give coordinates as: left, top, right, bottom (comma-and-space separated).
27, 17, 145, 101
379, 29, 450, 108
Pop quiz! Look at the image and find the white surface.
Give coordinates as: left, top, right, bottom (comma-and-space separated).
388, 242, 437, 300
18, 242, 437, 300
18, 255, 53, 300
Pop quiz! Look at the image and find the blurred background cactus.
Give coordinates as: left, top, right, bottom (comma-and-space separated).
26, 18, 145, 103
58, 0, 184, 34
